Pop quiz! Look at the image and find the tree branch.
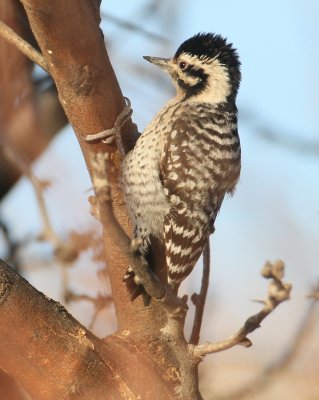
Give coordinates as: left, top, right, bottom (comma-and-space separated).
0, 139, 78, 264
0, 19, 48, 71
0, 368, 28, 400
216, 284, 319, 400
189, 238, 210, 345
0, 259, 119, 400
193, 260, 292, 357
0, 259, 180, 399
101, 11, 169, 43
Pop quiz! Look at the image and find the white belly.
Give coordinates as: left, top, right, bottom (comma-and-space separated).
122, 126, 169, 240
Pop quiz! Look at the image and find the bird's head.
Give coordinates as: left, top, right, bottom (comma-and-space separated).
144, 33, 241, 104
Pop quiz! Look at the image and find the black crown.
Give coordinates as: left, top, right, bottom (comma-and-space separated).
175, 33, 239, 65
175, 33, 241, 97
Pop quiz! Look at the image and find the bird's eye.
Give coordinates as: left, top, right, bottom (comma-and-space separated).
179, 61, 188, 70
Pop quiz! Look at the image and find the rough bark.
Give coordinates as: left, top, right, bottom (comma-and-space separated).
0, 259, 184, 399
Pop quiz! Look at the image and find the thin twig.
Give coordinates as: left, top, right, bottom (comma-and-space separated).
65, 290, 113, 329
189, 238, 210, 345
241, 107, 319, 156
65, 291, 112, 308
0, 220, 19, 269
101, 12, 169, 44
0, 139, 77, 264
0, 220, 35, 270
90, 152, 187, 316
193, 260, 292, 357
216, 286, 319, 400
0, 20, 48, 72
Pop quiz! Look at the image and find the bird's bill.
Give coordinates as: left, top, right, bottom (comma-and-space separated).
143, 56, 174, 73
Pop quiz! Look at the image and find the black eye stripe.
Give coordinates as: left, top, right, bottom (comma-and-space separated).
177, 70, 209, 100
180, 63, 191, 72
186, 67, 204, 78
179, 63, 204, 75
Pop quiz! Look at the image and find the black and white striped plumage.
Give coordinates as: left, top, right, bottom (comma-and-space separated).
122, 33, 241, 297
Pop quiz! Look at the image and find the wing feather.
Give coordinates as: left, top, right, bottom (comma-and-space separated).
160, 117, 210, 285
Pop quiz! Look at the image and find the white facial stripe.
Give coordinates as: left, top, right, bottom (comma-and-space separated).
180, 53, 201, 64
181, 74, 199, 85
175, 53, 231, 103
202, 58, 230, 103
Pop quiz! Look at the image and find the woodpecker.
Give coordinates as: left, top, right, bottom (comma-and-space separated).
122, 33, 241, 299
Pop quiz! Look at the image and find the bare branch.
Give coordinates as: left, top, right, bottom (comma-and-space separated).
241, 107, 319, 156
65, 290, 113, 329
0, 140, 78, 264
308, 281, 319, 301
90, 152, 187, 316
101, 11, 169, 43
0, 220, 20, 268
217, 285, 319, 400
0, 20, 48, 71
193, 260, 292, 357
65, 291, 112, 309
189, 238, 210, 345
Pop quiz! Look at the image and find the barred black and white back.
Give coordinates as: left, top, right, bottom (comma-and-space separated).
122, 33, 241, 297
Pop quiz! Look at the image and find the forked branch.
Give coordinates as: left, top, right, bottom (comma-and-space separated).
193, 260, 292, 357
216, 284, 319, 400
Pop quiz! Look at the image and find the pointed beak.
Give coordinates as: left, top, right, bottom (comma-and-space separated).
143, 56, 174, 73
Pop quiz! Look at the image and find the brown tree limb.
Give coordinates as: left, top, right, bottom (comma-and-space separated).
0, 369, 29, 400
0, 259, 182, 399
193, 260, 292, 357
0, 19, 47, 71
20, 0, 136, 153
0, 259, 119, 400
189, 238, 210, 345
35, 82, 68, 147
